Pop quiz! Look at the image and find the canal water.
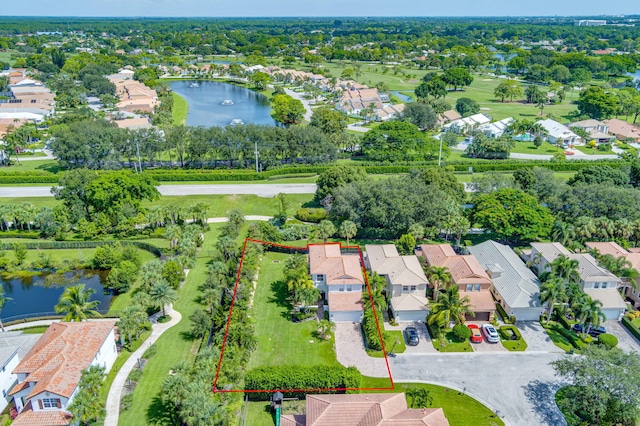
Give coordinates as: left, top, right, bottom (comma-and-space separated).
170, 80, 275, 127
0, 270, 111, 321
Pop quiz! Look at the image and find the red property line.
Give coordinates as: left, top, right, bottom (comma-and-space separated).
212, 238, 394, 394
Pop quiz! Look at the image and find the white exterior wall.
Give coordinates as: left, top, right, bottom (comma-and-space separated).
0, 353, 19, 412
582, 279, 619, 290
602, 308, 625, 321
90, 328, 118, 374
393, 310, 427, 322
509, 307, 545, 321
312, 274, 328, 295
329, 311, 362, 322
29, 392, 70, 412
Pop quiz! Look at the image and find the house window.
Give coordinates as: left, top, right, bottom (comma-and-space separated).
601, 282, 608, 289
474, 284, 481, 291
594, 282, 600, 289
346, 285, 352, 292
41, 398, 61, 409
2, 390, 5, 398
403, 286, 409, 292
338, 286, 345, 292
466, 284, 472, 291
410, 285, 417, 291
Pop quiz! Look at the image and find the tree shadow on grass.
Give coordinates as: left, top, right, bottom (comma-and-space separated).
268, 279, 293, 320
522, 380, 567, 426
146, 395, 180, 426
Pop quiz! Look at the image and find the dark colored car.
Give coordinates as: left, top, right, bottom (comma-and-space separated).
404, 326, 420, 346
572, 324, 606, 337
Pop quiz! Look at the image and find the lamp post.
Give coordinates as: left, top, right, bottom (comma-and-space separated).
389, 339, 400, 357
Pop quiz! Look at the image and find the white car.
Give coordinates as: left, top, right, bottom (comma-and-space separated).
481, 324, 500, 343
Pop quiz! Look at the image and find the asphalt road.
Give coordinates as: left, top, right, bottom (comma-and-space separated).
390, 352, 566, 426
0, 183, 317, 198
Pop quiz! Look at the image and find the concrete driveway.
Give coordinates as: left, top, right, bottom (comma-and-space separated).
516, 321, 564, 353
386, 322, 437, 354
390, 352, 566, 426
603, 320, 640, 353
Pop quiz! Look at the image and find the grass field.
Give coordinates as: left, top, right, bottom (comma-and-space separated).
510, 141, 561, 155
0, 160, 62, 173
172, 92, 188, 125
117, 224, 225, 426
247, 251, 338, 369
244, 378, 504, 426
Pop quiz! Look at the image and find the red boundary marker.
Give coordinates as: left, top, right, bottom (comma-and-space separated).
212, 238, 394, 394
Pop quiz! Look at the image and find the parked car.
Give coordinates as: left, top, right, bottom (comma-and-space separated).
404, 326, 420, 346
468, 324, 483, 343
481, 324, 500, 343
572, 324, 606, 337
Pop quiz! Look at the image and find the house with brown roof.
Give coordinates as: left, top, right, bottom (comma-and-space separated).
9, 321, 117, 426
418, 244, 495, 321
365, 244, 430, 322
281, 393, 449, 426
585, 241, 640, 309
569, 119, 615, 144
309, 244, 365, 322
603, 118, 640, 142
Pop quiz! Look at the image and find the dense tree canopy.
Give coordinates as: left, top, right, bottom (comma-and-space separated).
315, 165, 368, 201
361, 121, 444, 161
577, 86, 619, 120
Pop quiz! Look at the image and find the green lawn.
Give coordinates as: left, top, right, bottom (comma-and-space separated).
247, 251, 338, 369
0, 247, 157, 267
509, 141, 561, 155
541, 323, 574, 352
246, 378, 504, 426
633, 317, 640, 328
20, 325, 48, 334
117, 225, 225, 426
172, 92, 188, 125
366, 330, 406, 358
572, 145, 616, 155
432, 331, 473, 352
0, 160, 63, 173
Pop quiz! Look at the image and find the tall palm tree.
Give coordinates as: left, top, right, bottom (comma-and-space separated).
425, 266, 452, 302
551, 221, 576, 247
539, 277, 566, 324
549, 255, 580, 285
286, 270, 315, 307
574, 216, 596, 243
149, 281, 178, 317
164, 224, 182, 251
339, 220, 358, 247
427, 285, 473, 330
364, 272, 387, 312
574, 296, 605, 335
54, 284, 101, 322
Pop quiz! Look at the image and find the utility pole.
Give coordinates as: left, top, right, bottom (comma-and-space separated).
438, 136, 443, 166
254, 141, 259, 173
136, 141, 142, 172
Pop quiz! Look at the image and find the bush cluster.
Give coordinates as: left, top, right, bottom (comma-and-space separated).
245, 366, 362, 400
295, 208, 328, 223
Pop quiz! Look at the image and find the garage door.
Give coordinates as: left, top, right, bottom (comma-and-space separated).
330, 311, 362, 322
395, 310, 427, 322
512, 308, 544, 322
467, 311, 490, 321
602, 308, 624, 321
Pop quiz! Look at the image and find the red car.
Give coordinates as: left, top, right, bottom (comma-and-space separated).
468, 324, 483, 343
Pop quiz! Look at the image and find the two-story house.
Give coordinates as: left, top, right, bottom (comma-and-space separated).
570, 119, 615, 144
0, 332, 39, 413
365, 244, 430, 322
469, 241, 545, 321
585, 241, 640, 309
530, 243, 626, 320
9, 321, 117, 426
308, 244, 365, 322
418, 244, 495, 321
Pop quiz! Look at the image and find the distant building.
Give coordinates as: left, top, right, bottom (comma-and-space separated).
575, 20, 607, 26
443, 113, 491, 134
478, 117, 514, 138
537, 119, 582, 146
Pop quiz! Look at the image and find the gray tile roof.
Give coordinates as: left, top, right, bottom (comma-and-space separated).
365, 245, 428, 287
568, 253, 620, 283
0, 331, 41, 364
468, 241, 542, 309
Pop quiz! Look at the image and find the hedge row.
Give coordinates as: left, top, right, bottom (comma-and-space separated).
622, 316, 640, 341
0, 159, 627, 184
0, 240, 163, 257
245, 366, 362, 400
295, 208, 328, 223
498, 325, 523, 341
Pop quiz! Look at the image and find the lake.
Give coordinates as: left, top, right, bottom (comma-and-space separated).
170, 80, 275, 127
0, 270, 112, 321
627, 70, 640, 83
390, 91, 414, 103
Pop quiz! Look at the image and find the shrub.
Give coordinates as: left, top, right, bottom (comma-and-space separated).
295, 208, 328, 223
452, 324, 471, 340
622, 316, 640, 341
245, 366, 362, 400
597, 333, 618, 349
362, 309, 384, 351
498, 325, 522, 341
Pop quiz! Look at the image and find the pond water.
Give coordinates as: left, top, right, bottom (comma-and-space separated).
390, 91, 414, 103
170, 80, 275, 127
0, 270, 111, 321
627, 70, 640, 83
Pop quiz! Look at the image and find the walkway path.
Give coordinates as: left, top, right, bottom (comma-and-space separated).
104, 305, 182, 426
0, 183, 317, 198
284, 88, 313, 122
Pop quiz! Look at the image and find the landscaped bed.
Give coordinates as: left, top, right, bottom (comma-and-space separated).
366, 329, 406, 358
498, 325, 527, 351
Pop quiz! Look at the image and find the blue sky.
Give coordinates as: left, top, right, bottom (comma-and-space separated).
0, 0, 636, 17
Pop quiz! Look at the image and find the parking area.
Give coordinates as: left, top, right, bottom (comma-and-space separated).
516, 321, 563, 353
386, 322, 437, 354
603, 320, 640, 353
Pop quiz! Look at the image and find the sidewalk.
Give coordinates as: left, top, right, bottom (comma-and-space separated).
104, 306, 182, 426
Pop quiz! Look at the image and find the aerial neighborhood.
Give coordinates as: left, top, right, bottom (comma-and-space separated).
0, 10, 640, 426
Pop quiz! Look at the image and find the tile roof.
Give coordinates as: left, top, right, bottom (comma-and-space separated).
390, 293, 430, 313
583, 289, 627, 309
11, 401, 72, 426
530, 242, 571, 265
468, 241, 542, 309
603, 118, 640, 140
366, 245, 428, 287
328, 292, 364, 312
420, 245, 492, 285
309, 244, 364, 286
0, 331, 40, 362
461, 290, 496, 312
289, 393, 449, 426
12, 321, 115, 399
568, 253, 620, 283
585, 242, 640, 271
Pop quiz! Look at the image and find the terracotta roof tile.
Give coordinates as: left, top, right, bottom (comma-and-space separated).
12, 321, 115, 399
309, 244, 364, 286
328, 292, 364, 312
420, 245, 491, 285
11, 401, 72, 426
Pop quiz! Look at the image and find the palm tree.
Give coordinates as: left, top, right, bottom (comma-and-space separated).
164, 224, 182, 251
427, 285, 473, 330
317, 319, 335, 340
339, 220, 357, 247
149, 281, 178, 317
54, 284, 101, 322
317, 220, 336, 243
364, 272, 387, 312
551, 221, 576, 247
574, 296, 605, 335
0, 287, 12, 332
574, 216, 597, 243
425, 265, 452, 302
549, 255, 580, 285
539, 277, 566, 324
286, 270, 315, 307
